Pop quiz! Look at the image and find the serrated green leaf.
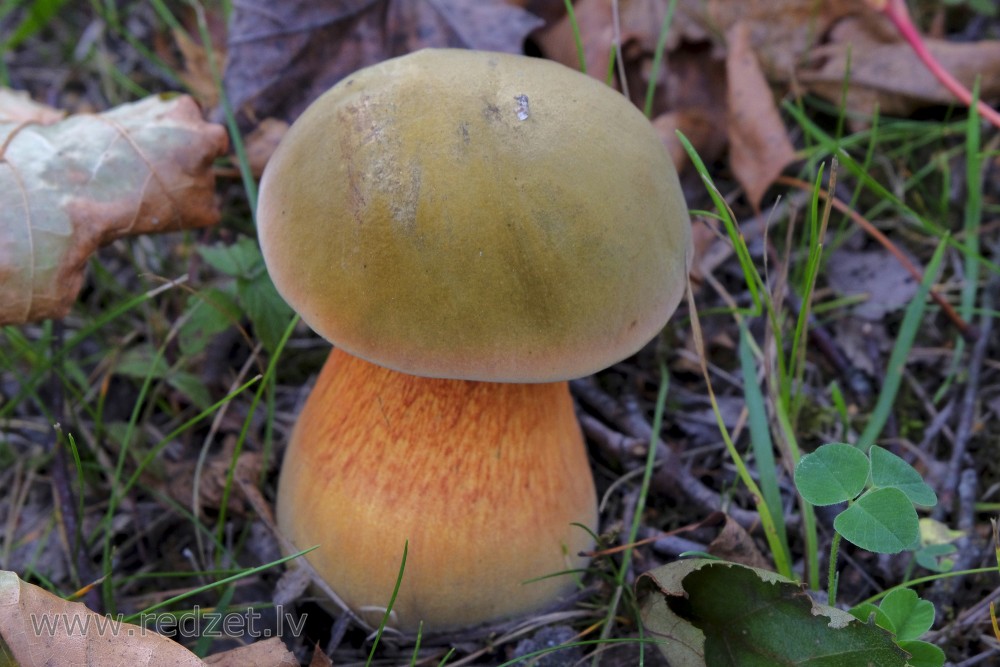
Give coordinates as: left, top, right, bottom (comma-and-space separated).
179, 287, 241, 357
114, 346, 169, 380
870, 446, 937, 507
898, 639, 945, 667
879, 589, 934, 641
238, 271, 294, 354
795, 443, 870, 506
198, 238, 262, 278
166, 372, 213, 411
834, 488, 919, 554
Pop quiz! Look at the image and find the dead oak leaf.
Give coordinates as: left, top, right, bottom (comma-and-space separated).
0, 93, 228, 325
800, 15, 1000, 118
0, 88, 66, 124
726, 22, 797, 209
223, 0, 544, 125
682, 0, 870, 83
0, 570, 202, 666
0, 570, 298, 666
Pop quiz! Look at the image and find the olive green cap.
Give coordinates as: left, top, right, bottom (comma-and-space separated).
258, 48, 691, 382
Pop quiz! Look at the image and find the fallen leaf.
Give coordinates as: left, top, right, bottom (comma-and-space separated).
637, 559, 910, 666
725, 22, 797, 209
652, 109, 727, 173
533, 0, 614, 80
0, 570, 202, 666
706, 515, 772, 569
0, 570, 298, 666
826, 246, 920, 320
800, 15, 1000, 118
165, 446, 263, 518
244, 118, 289, 178
202, 637, 298, 666
647, 41, 728, 170
308, 644, 335, 667
223, 0, 544, 124
0, 93, 228, 325
0, 88, 65, 124
681, 0, 869, 84
173, 28, 226, 109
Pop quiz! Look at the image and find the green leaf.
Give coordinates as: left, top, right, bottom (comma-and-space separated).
869, 446, 937, 507
637, 560, 909, 667
179, 288, 241, 357
897, 640, 945, 667
878, 589, 934, 641
849, 603, 893, 632
114, 346, 169, 379
198, 238, 263, 278
794, 443, 870, 506
166, 371, 213, 411
914, 544, 957, 573
834, 488, 919, 553
238, 271, 295, 354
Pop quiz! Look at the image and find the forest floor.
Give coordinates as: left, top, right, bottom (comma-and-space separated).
2, 1, 999, 665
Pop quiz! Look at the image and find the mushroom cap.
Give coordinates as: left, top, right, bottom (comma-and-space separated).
258, 48, 691, 382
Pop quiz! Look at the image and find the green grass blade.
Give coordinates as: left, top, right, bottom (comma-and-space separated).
688, 285, 792, 579
121, 547, 317, 623
677, 132, 763, 316
366, 541, 408, 667
212, 315, 299, 563
643, 0, 678, 118
597, 360, 672, 651
562, 0, 586, 74
739, 324, 791, 573
858, 234, 950, 450
774, 402, 819, 588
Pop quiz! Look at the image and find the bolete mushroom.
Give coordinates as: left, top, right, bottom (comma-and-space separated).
258, 48, 691, 631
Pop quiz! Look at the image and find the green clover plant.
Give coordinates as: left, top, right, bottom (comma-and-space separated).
850, 588, 946, 667
794, 443, 944, 667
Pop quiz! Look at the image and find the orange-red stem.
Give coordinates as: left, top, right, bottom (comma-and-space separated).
277, 348, 597, 631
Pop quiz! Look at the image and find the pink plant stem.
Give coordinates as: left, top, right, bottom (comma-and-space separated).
878, 0, 1000, 129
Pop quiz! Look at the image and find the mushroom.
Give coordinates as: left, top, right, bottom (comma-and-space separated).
258, 48, 691, 631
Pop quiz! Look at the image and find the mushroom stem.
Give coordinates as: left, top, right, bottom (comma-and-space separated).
276, 347, 598, 631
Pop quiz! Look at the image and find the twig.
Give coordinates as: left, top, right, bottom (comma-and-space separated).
935, 277, 997, 518
571, 378, 761, 529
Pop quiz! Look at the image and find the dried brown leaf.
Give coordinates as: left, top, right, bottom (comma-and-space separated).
826, 246, 920, 321
651, 110, 727, 173
707, 515, 772, 569
173, 28, 227, 109
202, 637, 297, 667
800, 16, 1000, 118
533, 0, 615, 81
0, 93, 228, 325
536, 0, 701, 112
308, 645, 335, 667
244, 118, 289, 178
684, 0, 869, 82
725, 22, 797, 209
0, 89, 65, 125
0, 570, 203, 666
165, 449, 264, 518
223, 0, 544, 124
